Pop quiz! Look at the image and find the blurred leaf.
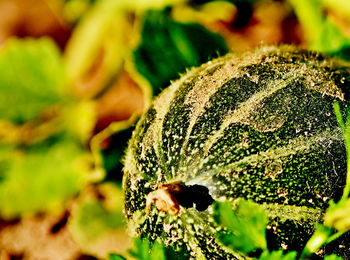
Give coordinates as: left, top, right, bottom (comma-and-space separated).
0, 117, 61, 145
63, 101, 97, 143
258, 250, 297, 260
129, 238, 166, 260
324, 254, 345, 260
123, 0, 186, 10
301, 224, 332, 257
289, 0, 350, 59
68, 183, 129, 253
109, 254, 127, 260
213, 200, 268, 254
64, 0, 130, 98
187, 0, 259, 5
324, 199, 350, 233
0, 138, 90, 219
172, 1, 237, 24
322, 0, 350, 18
317, 20, 350, 57
133, 8, 228, 95
63, 0, 95, 22
0, 38, 66, 123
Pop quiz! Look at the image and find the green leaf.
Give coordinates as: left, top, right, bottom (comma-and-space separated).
129, 238, 166, 260
289, 0, 350, 60
64, 0, 128, 98
301, 224, 332, 257
0, 38, 66, 123
109, 254, 127, 260
124, 0, 186, 10
68, 183, 126, 246
133, 9, 228, 95
62, 101, 97, 143
213, 200, 268, 254
325, 198, 350, 232
258, 250, 297, 260
324, 254, 344, 260
322, 0, 350, 19
0, 137, 89, 219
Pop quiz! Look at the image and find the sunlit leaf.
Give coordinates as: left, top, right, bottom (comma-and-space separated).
0, 138, 90, 219
64, 0, 130, 98
289, 0, 350, 60
172, 1, 237, 24
258, 250, 297, 260
301, 224, 332, 257
123, 0, 186, 11
129, 238, 166, 260
0, 38, 66, 123
109, 254, 127, 260
324, 254, 345, 260
213, 200, 268, 254
63, 101, 97, 143
68, 183, 130, 254
322, 0, 350, 18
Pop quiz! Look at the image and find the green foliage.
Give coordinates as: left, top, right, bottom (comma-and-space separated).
0, 38, 97, 219
109, 254, 127, 260
68, 183, 125, 245
0, 138, 89, 219
325, 198, 350, 232
2, 1, 350, 259
63, 0, 127, 97
321, 0, 350, 20
301, 224, 333, 257
258, 250, 297, 260
113, 237, 190, 260
0, 38, 66, 123
324, 255, 345, 260
213, 200, 268, 254
289, 0, 350, 61
299, 100, 350, 259
129, 238, 167, 260
133, 8, 228, 95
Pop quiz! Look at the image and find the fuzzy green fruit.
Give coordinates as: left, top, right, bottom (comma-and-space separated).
123, 46, 350, 259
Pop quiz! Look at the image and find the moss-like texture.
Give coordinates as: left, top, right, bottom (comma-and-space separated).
123, 46, 350, 259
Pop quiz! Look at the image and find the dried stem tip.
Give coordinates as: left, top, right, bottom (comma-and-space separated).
145, 182, 183, 215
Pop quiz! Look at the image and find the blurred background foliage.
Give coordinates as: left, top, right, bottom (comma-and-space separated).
0, 0, 350, 259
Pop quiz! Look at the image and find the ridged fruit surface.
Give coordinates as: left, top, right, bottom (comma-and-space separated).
123, 46, 350, 259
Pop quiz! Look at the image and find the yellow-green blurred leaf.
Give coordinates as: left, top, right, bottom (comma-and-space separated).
68, 183, 130, 255
0, 37, 66, 123
63, 101, 97, 143
289, 0, 350, 58
324, 198, 350, 232
258, 250, 297, 260
0, 138, 91, 219
123, 0, 186, 11
64, 0, 130, 98
322, 0, 350, 18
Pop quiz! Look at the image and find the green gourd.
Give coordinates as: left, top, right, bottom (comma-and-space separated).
123, 46, 350, 259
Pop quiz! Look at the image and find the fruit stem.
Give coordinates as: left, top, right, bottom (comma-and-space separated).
145, 182, 182, 215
